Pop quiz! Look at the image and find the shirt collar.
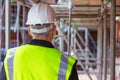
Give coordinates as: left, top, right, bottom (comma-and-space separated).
29, 39, 54, 48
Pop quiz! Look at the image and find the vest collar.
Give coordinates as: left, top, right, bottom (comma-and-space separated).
29, 39, 54, 48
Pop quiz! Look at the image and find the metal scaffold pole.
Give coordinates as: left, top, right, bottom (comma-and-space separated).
59, 19, 64, 52
0, 0, 2, 68
22, 6, 26, 44
5, 0, 10, 50
110, 0, 116, 80
16, 3, 20, 46
68, 0, 72, 55
97, 1, 104, 79
98, 18, 103, 80
102, 2, 107, 80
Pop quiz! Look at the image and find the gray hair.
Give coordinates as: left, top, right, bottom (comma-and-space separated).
30, 23, 54, 36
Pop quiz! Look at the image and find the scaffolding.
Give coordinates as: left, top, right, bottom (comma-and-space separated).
0, 0, 118, 80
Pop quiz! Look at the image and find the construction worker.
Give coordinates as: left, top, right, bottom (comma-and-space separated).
0, 3, 78, 80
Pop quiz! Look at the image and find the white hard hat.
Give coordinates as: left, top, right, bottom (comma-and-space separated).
26, 3, 56, 25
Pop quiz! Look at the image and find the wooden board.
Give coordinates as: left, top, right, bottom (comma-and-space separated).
73, 0, 120, 6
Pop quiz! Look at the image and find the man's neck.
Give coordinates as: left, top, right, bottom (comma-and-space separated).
33, 36, 52, 42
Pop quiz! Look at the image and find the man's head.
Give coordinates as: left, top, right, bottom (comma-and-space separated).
26, 3, 56, 42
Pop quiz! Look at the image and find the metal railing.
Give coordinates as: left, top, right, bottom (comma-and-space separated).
53, 24, 98, 80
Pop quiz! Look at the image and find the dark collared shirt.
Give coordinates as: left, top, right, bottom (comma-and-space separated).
0, 39, 78, 80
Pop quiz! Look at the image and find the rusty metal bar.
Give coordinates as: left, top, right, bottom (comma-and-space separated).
110, 0, 116, 80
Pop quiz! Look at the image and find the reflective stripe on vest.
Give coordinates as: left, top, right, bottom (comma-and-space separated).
58, 54, 68, 80
7, 48, 17, 80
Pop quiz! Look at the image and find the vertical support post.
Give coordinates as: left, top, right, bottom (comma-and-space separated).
97, 0, 103, 80
102, 7, 107, 80
110, 0, 116, 80
22, 6, 25, 44
5, 0, 10, 50
85, 29, 89, 70
0, 0, 2, 69
59, 19, 64, 52
16, 3, 20, 46
73, 29, 76, 51
71, 27, 73, 49
97, 20, 103, 80
97, 2, 104, 78
59, 36, 64, 52
67, 0, 72, 55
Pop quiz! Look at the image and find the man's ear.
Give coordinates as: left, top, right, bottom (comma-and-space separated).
28, 26, 33, 37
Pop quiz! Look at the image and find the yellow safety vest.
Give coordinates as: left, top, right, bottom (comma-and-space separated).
4, 44, 76, 80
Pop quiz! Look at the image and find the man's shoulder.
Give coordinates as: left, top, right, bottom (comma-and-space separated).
7, 45, 27, 54
9, 44, 28, 50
